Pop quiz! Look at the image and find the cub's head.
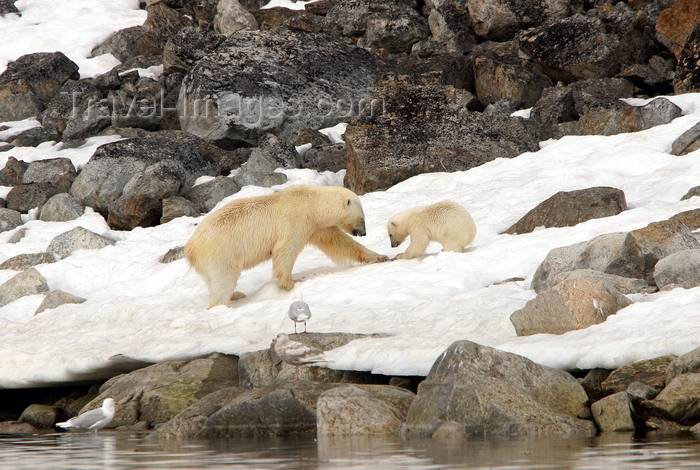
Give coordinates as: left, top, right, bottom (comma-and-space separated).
339, 190, 367, 237
387, 217, 408, 248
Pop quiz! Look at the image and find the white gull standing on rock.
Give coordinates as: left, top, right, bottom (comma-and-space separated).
287, 300, 312, 333
56, 398, 117, 433
272, 333, 330, 382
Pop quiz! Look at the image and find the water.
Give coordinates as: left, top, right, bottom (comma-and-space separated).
0, 432, 699, 469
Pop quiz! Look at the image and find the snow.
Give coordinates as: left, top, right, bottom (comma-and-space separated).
0, 2, 699, 388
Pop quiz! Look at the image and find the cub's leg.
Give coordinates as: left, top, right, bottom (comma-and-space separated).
396, 233, 429, 260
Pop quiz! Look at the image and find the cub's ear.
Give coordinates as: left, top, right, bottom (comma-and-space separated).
389, 221, 397, 227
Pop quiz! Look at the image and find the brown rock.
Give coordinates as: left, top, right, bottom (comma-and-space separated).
600, 355, 676, 396
655, 0, 700, 59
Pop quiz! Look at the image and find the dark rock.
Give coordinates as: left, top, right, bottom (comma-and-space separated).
667, 347, 700, 384
0, 208, 22, 232
423, 0, 477, 53
627, 381, 659, 401
655, 0, 700, 60
185, 176, 240, 213
400, 341, 595, 438
641, 373, 700, 425
506, 187, 627, 235
344, 74, 547, 194
35, 290, 86, 315
23, 157, 76, 193
38, 79, 109, 139
672, 121, 700, 156
213, 0, 258, 36
674, 25, 700, 94
568, 77, 635, 117
618, 62, 673, 95
0, 52, 79, 121
577, 98, 682, 136
601, 355, 676, 396
251, 6, 304, 31
0, 268, 49, 308
0, 253, 56, 271
302, 143, 347, 172
39, 193, 85, 222
473, 53, 552, 108
6, 182, 62, 213
163, 27, 225, 74
245, 133, 301, 173
357, 4, 430, 53
0, 156, 28, 186
591, 392, 635, 432
8, 125, 61, 147
46, 226, 115, 259
580, 368, 613, 402
161, 197, 199, 224
178, 29, 388, 146
295, 129, 331, 147
0, 0, 20, 16
510, 278, 631, 336
70, 131, 222, 221
395, 53, 475, 90
18, 404, 62, 430
530, 87, 580, 133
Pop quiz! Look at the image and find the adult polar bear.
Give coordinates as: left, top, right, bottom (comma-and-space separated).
185, 185, 388, 308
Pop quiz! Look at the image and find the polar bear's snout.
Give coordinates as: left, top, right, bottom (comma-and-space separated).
352, 224, 366, 237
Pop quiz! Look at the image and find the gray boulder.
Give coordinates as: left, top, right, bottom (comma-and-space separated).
213, 0, 258, 36
473, 53, 552, 108
591, 392, 636, 432
22, 158, 76, 192
653, 249, 700, 290
39, 193, 85, 222
34, 289, 86, 315
0, 253, 56, 271
185, 176, 240, 213
85, 354, 239, 429
0, 207, 22, 232
357, 4, 430, 53
577, 98, 682, 136
551, 269, 651, 295
510, 278, 631, 336
178, 29, 388, 146
666, 347, 700, 384
302, 143, 347, 173
232, 170, 286, 189
344, 74, 547, 194
0, 268, 49, 308
316, 385, 415, 436
70, 131, 222, 225
245, 133, 301, 173
161, 197, 199, 224
641, 373, 700, 425
18, 404, 62, 430
0, 52, 79, 121
424, 0, 477, 53
400, 341, 595, 438
0, 156, 28, 186
163, 27, 225, 74
46, 226, 115, 259
505, 187, 627, 235
672, 121, 700, 156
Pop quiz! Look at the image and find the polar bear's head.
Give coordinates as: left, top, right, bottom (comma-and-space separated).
387, 216, 408, 248
341, 193, 367, 237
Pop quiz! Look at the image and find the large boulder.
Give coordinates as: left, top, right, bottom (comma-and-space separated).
600, 355, 676, 396
641, 373, 700, 425
505, 187, 627, 235
674, 25, 700, 94
551, 269, 651, 295
69, 131, 223, 226
510, 278, 631, 336
667, 347, 700, 384
0, 52, 79, 121
178, 29, 388, 147
344, 74, 547, 194
591, 392, 636, 432
423, 0, 477, 53
0, 268, 49, 308
576, 97, 682, 136
400, 341, 595, 438
655, 0, 700, 60
653, 249, 700, 290
357, 4, 430, 53
473, 53, 552, 108
46, 227, 115, 259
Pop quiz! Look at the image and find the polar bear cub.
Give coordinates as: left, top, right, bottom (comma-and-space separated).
387, 200, 476, 259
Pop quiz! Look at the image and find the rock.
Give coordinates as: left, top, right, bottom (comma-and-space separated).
0, 52, 79, 121
323, 0, 399, 37
400, 340, 595, 438
86, 353, 239, 428
666, 347, 700, 384
357, 4, 430, 53
232, 170, 287, 189
316, 385, 415, 436
92, 27, 166, 63
197, 381, 337, 438
468, 0, 581, 41
184, 176, 240, 213
672, 121, 700, 156
239, 333, 387, 387
601, 355, 676, 396
34, 290, 86, 315
551, 269, 651, 295
627, 381, 659, 401
344, 74, 547, 195
430, 420, 468, 441
505, 187, 627, 235
163, 27, 225, 74
591, 392, 635, 432
0, 253, 56, 271
577, 98, 682, 136
0, 268, 49, 308
18, 404, 62, 430
38, 79, 109, 140
161, 196, 199, 224
0, 156, 28, 186
149, 387, 247, 439
674, 25, 700, 94
669, 209, 700, 231
580, 368, 613, 402
0, 208, 22, 232
517, 11, 646, 84
7, 227, 26, 243
9, 125, 60, 147
178, 29, 388, 146
0, 422, 37, 434
302, 143, 347, 172
0, 0, 20, 16
46, 227, 115, 259
70, 131, 222, 221
22, 157, 76, 193
39, 193, 85, 222
6, 182, 62, 213
473, 53, 552, 108
424, 0, 477, 53
295, 129, 331, 147
213, 0, 258, 36
510, 278, 631, 336
641, 373, 700, 425
159, 246, 185, 263
655, 0, 700, 60
245, 133, 301, 173
653, 249, 700, 290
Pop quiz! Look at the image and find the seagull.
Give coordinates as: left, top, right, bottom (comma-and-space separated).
287, 300, 311, 333
56, 398, 117, 433
272, 333, 330, 382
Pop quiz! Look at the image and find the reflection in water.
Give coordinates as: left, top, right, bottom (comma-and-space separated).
0, 432, 698, 468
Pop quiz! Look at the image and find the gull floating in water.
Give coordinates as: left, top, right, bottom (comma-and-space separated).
56, 398, 117, 433
287, 300, 311, 333
272, 333, 330, 382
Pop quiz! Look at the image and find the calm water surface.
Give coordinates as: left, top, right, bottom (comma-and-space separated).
1, 432, 699, 469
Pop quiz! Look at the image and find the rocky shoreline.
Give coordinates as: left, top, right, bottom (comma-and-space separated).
0, 0, 699, 440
